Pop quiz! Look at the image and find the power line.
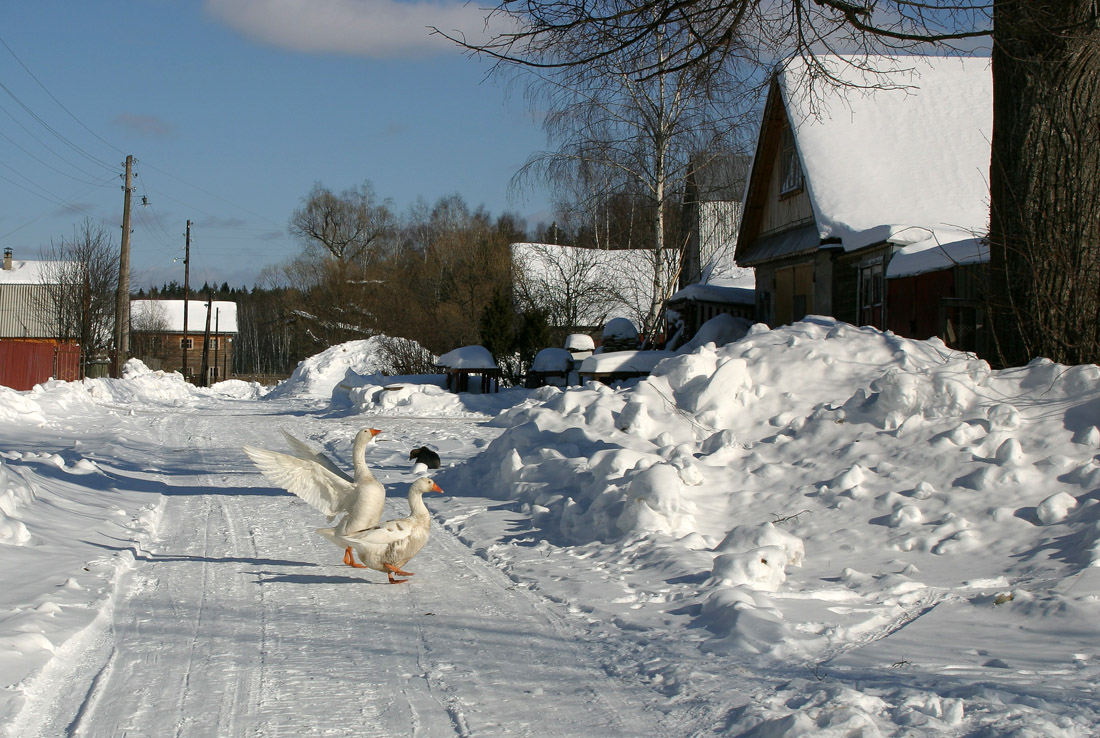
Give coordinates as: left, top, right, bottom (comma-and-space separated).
0, 33, 125, 161
0, 79, 116, 173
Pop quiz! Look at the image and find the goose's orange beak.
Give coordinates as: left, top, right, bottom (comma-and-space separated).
431, 482, 443, 493
369, 428, 382, 437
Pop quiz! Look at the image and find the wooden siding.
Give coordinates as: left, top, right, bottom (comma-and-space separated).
131, 330, 235, 381
760, 157, 815, 237
888, 269, 955, 339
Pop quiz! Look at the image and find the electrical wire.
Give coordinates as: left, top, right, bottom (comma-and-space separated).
0, 33, 126, 159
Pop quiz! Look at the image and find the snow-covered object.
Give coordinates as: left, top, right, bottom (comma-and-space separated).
578, 350, 676, 377
437, 345, 497, 370
676, 314, 755, 354
602, 317, 638, 341
714, 523, 804, 567
564, 334, 595, 352
530, 348, 573, 373
711, 545, 791, 591
1036, 492, 1078, 525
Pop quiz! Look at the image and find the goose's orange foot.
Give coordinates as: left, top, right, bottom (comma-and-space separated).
387, 573, 409, 584
343, 547, 354, 566
384, 563, 414, 577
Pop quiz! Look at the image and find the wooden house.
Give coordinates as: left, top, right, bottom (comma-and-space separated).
130, 299, 238, 383
734, 55, 992, 351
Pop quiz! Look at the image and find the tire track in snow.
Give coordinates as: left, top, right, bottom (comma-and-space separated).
26, 405, 682, 737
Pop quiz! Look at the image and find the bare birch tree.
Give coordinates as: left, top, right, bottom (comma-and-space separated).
38, 219, 117, 372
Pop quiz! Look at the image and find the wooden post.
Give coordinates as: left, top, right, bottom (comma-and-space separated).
112, 155, 133, 378
182, 220, 190, 381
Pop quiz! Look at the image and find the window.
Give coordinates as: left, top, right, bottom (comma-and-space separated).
858, 260, 886, 328
180, 337, 194, 350
206, 337, 219, 350
779, 125, 803, 195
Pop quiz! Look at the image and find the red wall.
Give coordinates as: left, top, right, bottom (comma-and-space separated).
887, 270, 954, 339
0, 341, 81, 390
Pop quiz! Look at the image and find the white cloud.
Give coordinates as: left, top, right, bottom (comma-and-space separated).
204, 0, 506, 59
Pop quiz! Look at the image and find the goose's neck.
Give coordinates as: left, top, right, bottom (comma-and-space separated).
352, 435, 374, 479
406, 492, 430, 520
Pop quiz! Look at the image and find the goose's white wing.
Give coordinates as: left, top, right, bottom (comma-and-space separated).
346, 518, 416, 546
281, 430, 353, 483
243, 445, 354, 516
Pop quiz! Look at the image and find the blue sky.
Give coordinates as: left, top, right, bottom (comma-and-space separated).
1, 2, 552, 290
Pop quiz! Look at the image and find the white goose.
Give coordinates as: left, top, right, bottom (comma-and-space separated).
339, 477, 443, 583
243, 427, 385, 566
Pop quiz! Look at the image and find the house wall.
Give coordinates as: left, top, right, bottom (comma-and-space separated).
835, 244, 893, 327
131, 331, 235, 381
888, 270, 955, 339
0, 284, 60, 339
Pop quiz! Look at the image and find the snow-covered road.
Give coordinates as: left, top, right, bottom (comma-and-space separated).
14, 402, 679, 738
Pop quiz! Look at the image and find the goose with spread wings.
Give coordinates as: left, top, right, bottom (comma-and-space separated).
243, 427, 384, 566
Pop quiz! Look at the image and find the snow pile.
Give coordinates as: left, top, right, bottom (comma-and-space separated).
341, 373, 531, 418
450, 316, 1100, 673
0, 446, 163, 707
266, 336, 394, 400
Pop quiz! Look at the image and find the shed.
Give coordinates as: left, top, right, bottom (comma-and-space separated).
437, 345, 500, 393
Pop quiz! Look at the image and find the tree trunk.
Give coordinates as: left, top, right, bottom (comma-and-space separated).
988, 0, 1100, 366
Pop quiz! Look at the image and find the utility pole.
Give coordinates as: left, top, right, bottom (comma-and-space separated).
200, 290, 213, 387
113, 155, 134, 378
182, 220, 191, 381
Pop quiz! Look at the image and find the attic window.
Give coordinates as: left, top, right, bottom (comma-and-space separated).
779, 125, 803, 195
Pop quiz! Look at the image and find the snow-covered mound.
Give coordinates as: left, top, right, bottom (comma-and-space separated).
449, 316, 1100, 670
339, 373, 532, 418
266, 336, 397, 400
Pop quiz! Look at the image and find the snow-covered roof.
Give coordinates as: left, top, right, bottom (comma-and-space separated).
437, 345, 498, 370
669, 281, 755, 306
779, 55, 992, 253
0, 259, 77, 285
887, 234, 988, 278
130, 300, 239, 333
564, 333, 595, 352
511, 242, 656, 326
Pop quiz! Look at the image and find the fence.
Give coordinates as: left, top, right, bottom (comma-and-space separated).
0, 341, 81, 390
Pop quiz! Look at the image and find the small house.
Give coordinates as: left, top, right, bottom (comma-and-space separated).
130, 299, 238, 383
734, 55, 991, 352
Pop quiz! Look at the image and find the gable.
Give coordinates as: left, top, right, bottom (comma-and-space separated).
735, 80, 816, 265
